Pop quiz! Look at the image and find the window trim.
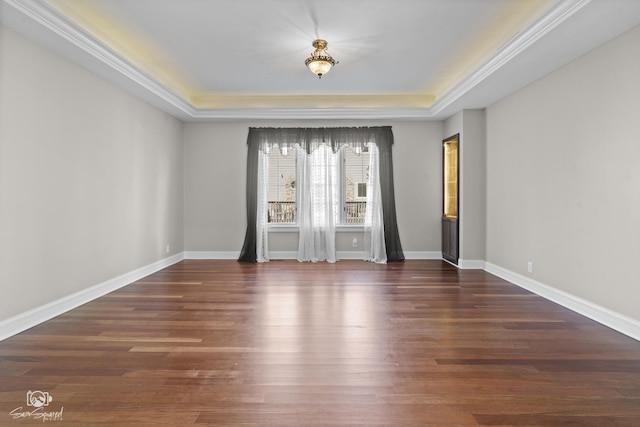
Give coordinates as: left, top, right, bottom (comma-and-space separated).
267, 224, 299, 232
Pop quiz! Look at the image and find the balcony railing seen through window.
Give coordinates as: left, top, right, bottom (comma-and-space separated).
268, 201, 366, 225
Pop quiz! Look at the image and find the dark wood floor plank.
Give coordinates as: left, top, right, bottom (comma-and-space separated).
1, 260, 640, 425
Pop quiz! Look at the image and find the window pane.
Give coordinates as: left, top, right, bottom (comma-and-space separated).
267, 148, 296, 223
344, 146, 370, 224
357, 183, 367, 198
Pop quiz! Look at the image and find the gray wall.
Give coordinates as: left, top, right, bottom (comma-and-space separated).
485, 24, 640, 321
0, 25, 185, 322
444, 110, 487, 264
183, 120, 443, 256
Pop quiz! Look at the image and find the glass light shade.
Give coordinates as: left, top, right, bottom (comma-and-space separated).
308, 59, 332, 75
307, 59, 333, 76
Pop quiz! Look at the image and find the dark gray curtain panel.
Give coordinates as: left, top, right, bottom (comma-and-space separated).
237, 134, 259, 262
376, 127, 405, 262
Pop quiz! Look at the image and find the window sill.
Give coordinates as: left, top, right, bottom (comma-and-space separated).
268, 225, 365, 233
337, 225, 366, 232
267, 224, 299, 233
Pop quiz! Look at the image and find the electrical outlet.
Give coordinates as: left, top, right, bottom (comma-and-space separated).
352, 238, 358, 248
166, 244, 171, 254
527, 261, 533, 274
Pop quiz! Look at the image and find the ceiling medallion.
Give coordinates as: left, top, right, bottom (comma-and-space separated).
305, 39, 337, 78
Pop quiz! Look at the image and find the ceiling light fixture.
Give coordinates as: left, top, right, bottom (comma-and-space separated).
305, 39, 337, 78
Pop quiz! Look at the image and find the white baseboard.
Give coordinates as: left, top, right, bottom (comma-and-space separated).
0, 253, 185, 342
184, 251, 442, 261
268, 251, 298, 260
184, 251, 240, 259
266, 251, 367, 261
458, 259, 486, 269
404, 251, 442, 260
485, 262, 640, 342
336, 251, 367, 260
269, 251, 442, 261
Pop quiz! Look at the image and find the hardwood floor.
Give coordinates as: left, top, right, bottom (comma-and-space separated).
1, 260, 639, 426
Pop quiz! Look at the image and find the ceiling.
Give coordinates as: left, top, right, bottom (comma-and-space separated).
2, 0, 640, 121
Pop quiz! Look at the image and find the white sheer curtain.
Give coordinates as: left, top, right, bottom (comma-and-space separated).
296, 144, 338, 263
363, 143, 386, 263
256, 148, 269, 262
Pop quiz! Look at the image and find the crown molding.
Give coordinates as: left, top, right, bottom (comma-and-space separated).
3, 0, 197, 118
189, 107, 436, 121
3, 0, 592, 121
430, 0, 592, 116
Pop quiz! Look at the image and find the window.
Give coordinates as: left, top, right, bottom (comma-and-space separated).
266, 145, 371, 225
267, 147, 296, 224
342, 146, 370, 224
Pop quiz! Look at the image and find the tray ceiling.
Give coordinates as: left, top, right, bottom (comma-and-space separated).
2, 0, 640, 120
